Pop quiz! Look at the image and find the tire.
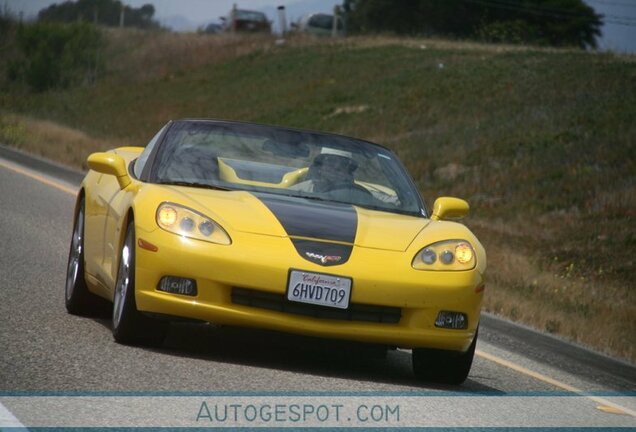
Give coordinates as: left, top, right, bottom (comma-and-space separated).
412, 329, 478, 385
112, 221, 168, 346
65, 197, 95, 315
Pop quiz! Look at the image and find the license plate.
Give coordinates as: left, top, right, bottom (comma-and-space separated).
287, 270, 352, 309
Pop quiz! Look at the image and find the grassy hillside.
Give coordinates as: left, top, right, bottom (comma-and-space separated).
1, 30, 634, 362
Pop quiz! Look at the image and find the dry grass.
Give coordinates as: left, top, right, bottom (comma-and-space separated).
587, 183, 636, 215
0, 113, 125, 170
483, 279, 635, 361
472, 217, 636, 362
101, 30, 618, 85
104, 30, 269, 82
102, 30, 340, 83
337, 34, 581, 54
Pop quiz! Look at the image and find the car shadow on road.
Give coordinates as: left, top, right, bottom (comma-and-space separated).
91, 317, 503, 392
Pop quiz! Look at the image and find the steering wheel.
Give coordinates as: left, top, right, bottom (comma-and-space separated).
327, 183, 375, 203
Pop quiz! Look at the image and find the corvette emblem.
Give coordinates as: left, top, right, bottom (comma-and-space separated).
305, 252, 342, 264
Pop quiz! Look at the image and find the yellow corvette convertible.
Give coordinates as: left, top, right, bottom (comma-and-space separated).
65, 119, 486, 384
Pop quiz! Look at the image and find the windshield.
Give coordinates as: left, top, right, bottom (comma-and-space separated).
150, 121, 423, 216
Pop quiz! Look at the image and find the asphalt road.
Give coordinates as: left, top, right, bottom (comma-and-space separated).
0, 146, 634, 427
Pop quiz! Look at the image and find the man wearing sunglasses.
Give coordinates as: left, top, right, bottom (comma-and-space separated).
291, 148, 374, 204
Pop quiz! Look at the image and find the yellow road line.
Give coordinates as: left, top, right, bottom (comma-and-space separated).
476, 349, 636, 417
0, 158, 77, 196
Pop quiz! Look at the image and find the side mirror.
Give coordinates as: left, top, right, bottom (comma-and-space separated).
87, 152, 131, 190
431, 197, 469, 221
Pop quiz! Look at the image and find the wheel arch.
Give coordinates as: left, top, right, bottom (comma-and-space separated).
111, 206, 136, 299
124, 207, 135, 229
116, 207, 136, 262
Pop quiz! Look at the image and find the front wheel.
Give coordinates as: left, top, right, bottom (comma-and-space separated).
412, 329, 478, 385
112, 222, 167, 345
65, 197, 96, 315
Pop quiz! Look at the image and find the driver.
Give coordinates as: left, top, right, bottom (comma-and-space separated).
292, 147, 358, 193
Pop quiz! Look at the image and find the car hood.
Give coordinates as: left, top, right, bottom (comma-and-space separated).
177, 189, 428, 252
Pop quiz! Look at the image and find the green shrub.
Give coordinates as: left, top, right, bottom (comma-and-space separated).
10, 22, 103, 91
0, 12, 14, 39
477, 19, 541, 45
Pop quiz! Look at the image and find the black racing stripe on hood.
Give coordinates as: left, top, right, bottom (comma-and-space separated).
254, 194, 357, 243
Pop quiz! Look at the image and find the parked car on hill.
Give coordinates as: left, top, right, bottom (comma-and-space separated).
221, 8, 271, 33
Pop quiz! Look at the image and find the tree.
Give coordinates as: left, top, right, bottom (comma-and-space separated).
139, 4, 155, 22
343, 0, 602, 48
38, 0, 160, 30
9, 22, 103, 91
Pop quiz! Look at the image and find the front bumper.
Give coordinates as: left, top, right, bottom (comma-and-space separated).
134, 225, 484, 352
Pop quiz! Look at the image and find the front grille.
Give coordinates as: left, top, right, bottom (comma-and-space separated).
231, 287, 401, 324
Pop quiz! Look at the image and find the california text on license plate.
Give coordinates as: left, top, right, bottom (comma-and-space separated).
287, 270, 352, 309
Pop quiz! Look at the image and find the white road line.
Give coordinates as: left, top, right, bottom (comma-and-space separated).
0, 401, 27, 429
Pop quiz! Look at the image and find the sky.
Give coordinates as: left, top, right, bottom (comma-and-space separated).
3, 0, 636, 53
583, 0, 636, 53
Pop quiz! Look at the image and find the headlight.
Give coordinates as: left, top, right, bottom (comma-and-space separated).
156, 202, 231, 245
412, 240, 475, 270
